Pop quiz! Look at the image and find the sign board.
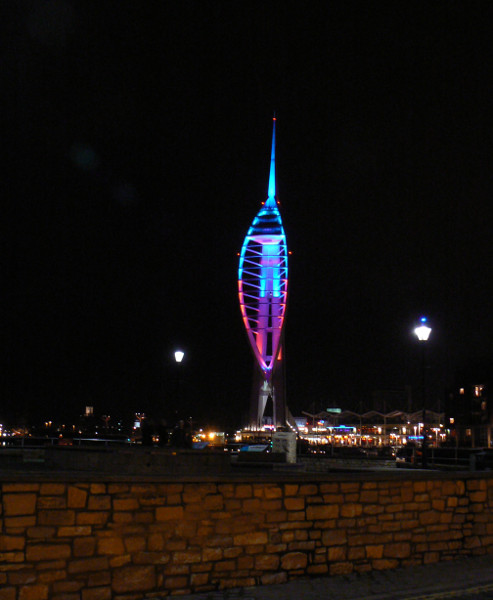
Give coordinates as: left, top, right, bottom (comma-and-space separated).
272, 432, 297, 463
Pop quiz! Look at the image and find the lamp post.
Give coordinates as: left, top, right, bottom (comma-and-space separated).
174, 350, 185, 422
414, 317, 431, 468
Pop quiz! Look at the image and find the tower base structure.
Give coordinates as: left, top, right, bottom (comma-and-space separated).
246, 358, 295, 432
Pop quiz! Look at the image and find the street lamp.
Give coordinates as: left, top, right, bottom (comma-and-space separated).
173, 350, 185, 424
414, 317, 431, 467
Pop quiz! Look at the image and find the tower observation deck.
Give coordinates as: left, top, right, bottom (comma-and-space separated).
238, 117, 292, 431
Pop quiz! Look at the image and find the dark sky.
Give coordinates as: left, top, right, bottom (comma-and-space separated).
5, 1, 493, 428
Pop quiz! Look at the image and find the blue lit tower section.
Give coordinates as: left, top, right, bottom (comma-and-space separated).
238, 117, 289, 430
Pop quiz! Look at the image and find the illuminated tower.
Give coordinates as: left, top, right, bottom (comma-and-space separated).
238, 117, 289, 430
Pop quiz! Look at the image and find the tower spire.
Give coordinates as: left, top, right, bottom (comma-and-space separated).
266, 113, 276, 206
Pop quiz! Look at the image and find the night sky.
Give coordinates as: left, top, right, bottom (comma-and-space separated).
5, 2, 493, 428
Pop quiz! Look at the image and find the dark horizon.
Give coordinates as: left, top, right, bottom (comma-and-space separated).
5, 2, 493, 429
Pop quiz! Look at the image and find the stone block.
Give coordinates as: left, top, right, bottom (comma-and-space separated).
76, 512, 108, 526
148, 533, 164, 551
264, 486, 283, 499
0, 536, 25, 550
132, 551, 170, 565
280, 551, 307, 570
38, 569, 66, 583
360, 491, 379, 503
155, 506, 183, 521
284, 497, 304, 511
123, 536, 146, 553
341, 504, 363, 518
40, 484, 66, 496
266, 510, 287, 523
67, 487, 87, 509
348, 546, 365, 560
299, 484, 318, 496
112, 512, 132, 524
203, 495, 224, 510
57, 526, 91, 537
73, 536, 96, 557
113, 498, 139, 511
233, 532, 268, 546
372, 558, 399, 570
109, 555, 131, 568
165, 564, 189, 576
18, 585, 49, 600
320, 483, 339, 493
341, 482, 360, 493
0, 551, 24, 563
98, 537, 125, 555
470, 491, 487, 503
172, 551, 202, 564
68, 557, 109, 574
419, 511, 440, 526
330, 562, 353, 575
87, 571, 111, 587
0, 588, 16, 600
328, 546, 346, 561
26, 527, 56, 540
113, 565, 156, 593
213, 560, 236, 572
242, 498, 261, 512
322, 530, 346, 546
53, 581, 82, 593
306, 505, 339, 520
383, 542, 411, 559
191, 572, 209, 587
81, 587, 112, 600
164, 576, 188, 590
37, 497, 67, 510
432, 499, 446, 511
322, 494, 344, 504
255, 554, 280, 570
90, 484, 106, 495
261, 571, 287, 585
88, 496, 111, 511
7, 571, 36, 585
202, 547, 223, 562
366, 544, 384, 559
3, 484, 39, 493
26, 544, 71, 561
38, 510, 75, 526
308, 564, 329, 575
107, 484, 129, 494
284, 484, 299, 496
3, 494, 36, 516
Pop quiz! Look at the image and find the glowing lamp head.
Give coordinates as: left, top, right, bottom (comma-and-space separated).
414, 317, 431, 341
174, 350, 185, 363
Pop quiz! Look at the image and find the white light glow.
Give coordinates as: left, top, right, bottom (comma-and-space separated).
174, 350, 185, 363
414, 324, 432, 341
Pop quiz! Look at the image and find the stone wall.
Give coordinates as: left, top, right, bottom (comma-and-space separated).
0, 473, 492, 599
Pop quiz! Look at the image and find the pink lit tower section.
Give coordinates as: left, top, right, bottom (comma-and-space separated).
238, 117, 290, 430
